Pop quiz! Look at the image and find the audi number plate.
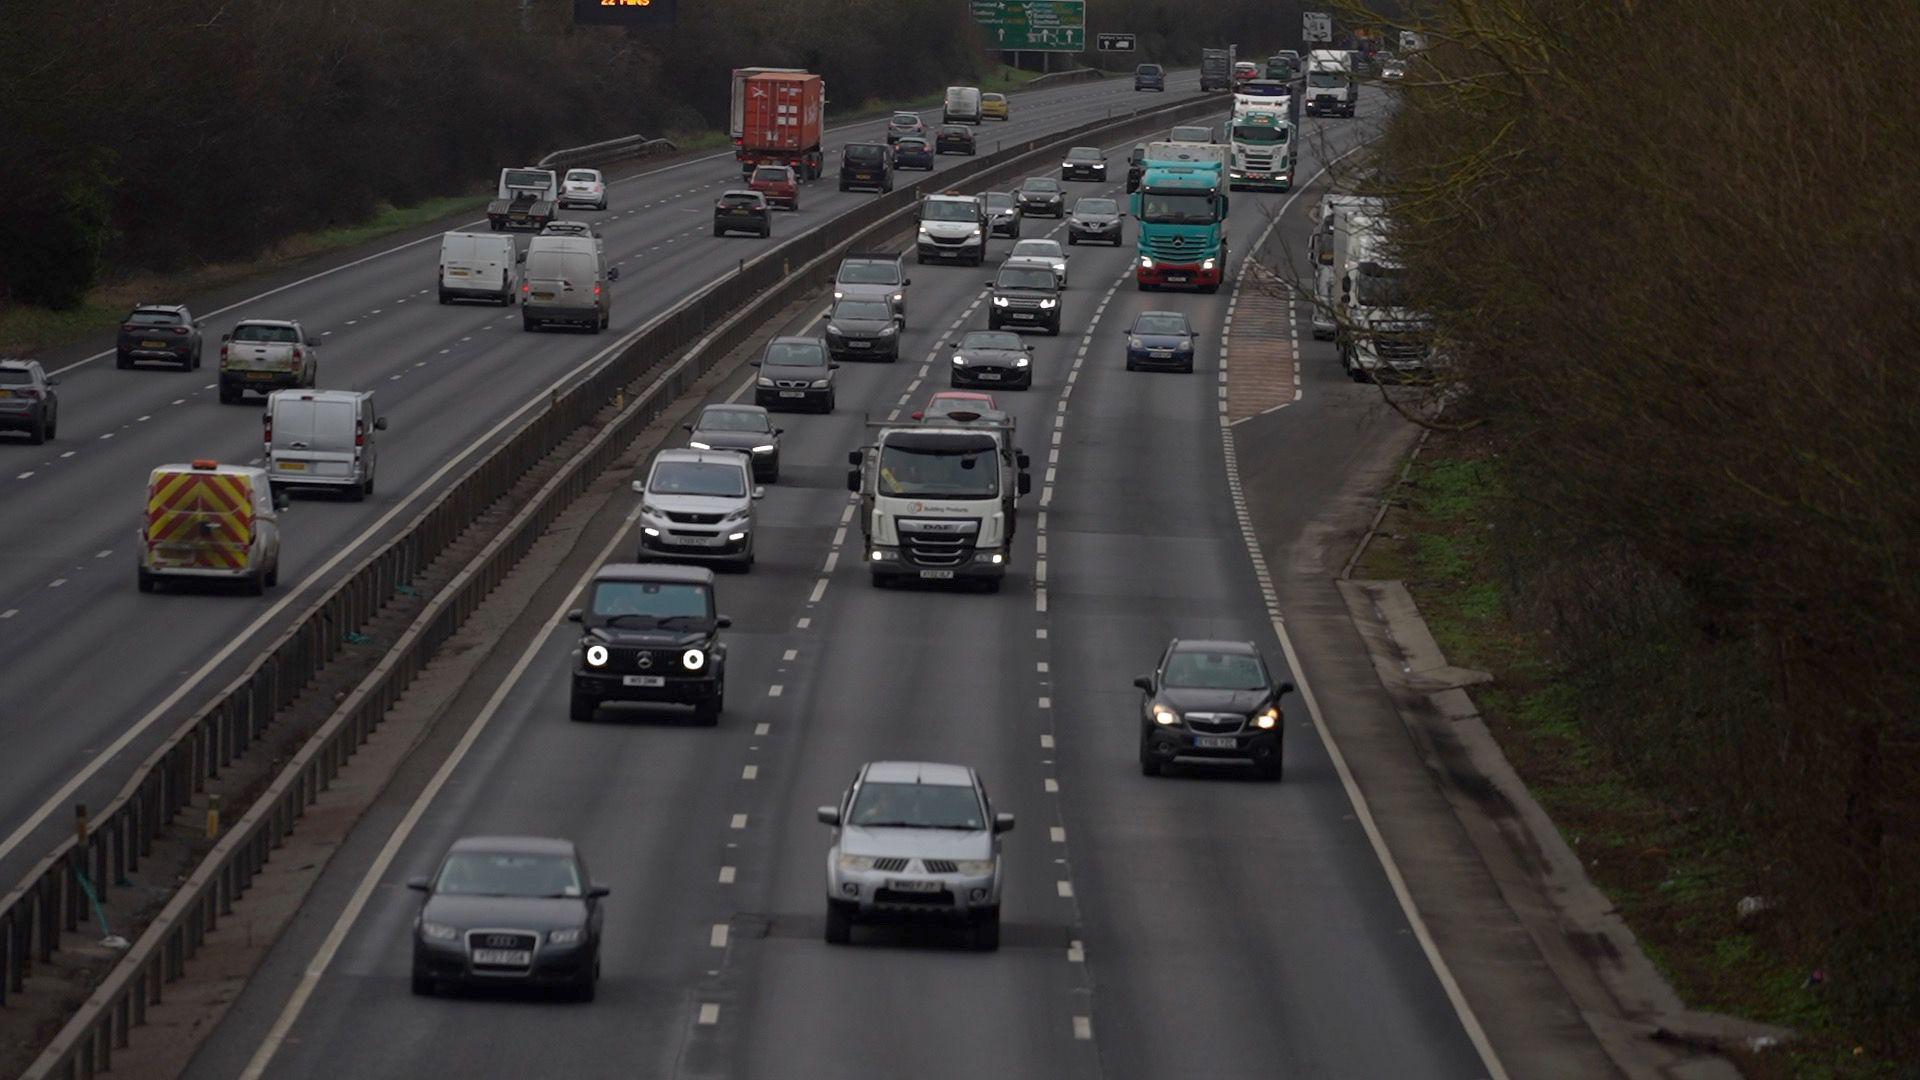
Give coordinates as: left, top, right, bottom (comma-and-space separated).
918, 570, 955, 579
1194, 736, 1237, 750
470, 949, 531, 966
623, 675, 666, 688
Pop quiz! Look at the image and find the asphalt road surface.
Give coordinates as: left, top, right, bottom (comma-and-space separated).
183, 87, 1492, 1080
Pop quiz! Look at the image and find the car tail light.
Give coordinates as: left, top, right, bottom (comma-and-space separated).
122, 323, 137, 333
19, 389, 41, 400
220, 343, 229, 360
292, 347, 303, 361
522, 283, 531, 293
593, 284, 602, 296
172, 326, 189, 335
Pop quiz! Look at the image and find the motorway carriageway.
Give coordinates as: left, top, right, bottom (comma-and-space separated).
182, 88, 1494, 1080
0, 72, 1204, 889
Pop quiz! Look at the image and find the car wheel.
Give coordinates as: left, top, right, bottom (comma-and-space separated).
1258, 755, 1284, 782
1067, 236, 1077, 246
1139, 750, 1163, 776
714, 225, 725, 237
363, 474, 375, 497
825, 900, 855, 944
523, 318, 539, 332
1182, 360, 1194, 374
1201, 283, 1220, 295
412, 971, 434, 996
970, 907, 1001, 951
26, 414, 45, 445
192, 347, 203, 370
137, 568, 155, 593
760, 225, 771, 238
245, 566, 266, 596
1125, 357, 1138, 371
116, 351, 132, 370
218, 383, 239, 405
839, 182, 849, 192
265, 559, 279, 588
572, 966, 596, 1003
570, 693, 595, 722
437, 292, 449, 305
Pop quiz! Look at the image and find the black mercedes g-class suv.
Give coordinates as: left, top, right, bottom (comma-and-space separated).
569, 563, 729, 724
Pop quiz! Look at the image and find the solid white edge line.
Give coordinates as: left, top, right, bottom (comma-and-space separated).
1229, 143, 1510, 1080
237, 506, 644, 1080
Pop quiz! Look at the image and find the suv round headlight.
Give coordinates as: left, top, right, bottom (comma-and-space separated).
586, 644, 610, 668
682, 648, 706, 671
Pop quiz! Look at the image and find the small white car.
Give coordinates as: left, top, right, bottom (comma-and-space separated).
559, 168, 608, 211
1008, 239, 1069, 287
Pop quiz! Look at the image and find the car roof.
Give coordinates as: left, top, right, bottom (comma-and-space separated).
1022, 176, 1058, 185
1170, 638, 1261, 656
1001, 257, 1057, 273
595, 562, 716, 586
767, 334, 827, 347
931, 390, 995, 401
861, 761, 976, 787
983, 92, 1006, 99
1069, 146, 1101, 155
233, 318, 298, 327
446, 835, 578, 857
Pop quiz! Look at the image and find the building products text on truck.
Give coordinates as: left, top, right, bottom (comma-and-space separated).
849, 414, 1031, 589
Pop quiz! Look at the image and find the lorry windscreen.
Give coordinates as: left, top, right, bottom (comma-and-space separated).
1308, 72, 1347, 87
1139, 192, 1219, 224
877, 438, 999, 498
1231, 124, 1288, 144
1355, 266, 1412, 307
504, 170, 550, 189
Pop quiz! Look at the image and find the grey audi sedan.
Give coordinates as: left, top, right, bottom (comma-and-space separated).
819, 761, 1014, 950
409, 836, 608, 1000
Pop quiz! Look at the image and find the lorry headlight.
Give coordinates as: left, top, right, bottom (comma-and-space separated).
1252, 707, 1280, 730
585, 644, 610, 668
1202, 258, 1217, 271
1152, 705, 1180, 726
1139, 256, 1155, 269
681, 648, 705, 670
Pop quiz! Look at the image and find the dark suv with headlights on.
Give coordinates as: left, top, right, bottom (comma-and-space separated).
1135, 638, 1295, 779
986, 263, 1061, 335
569, 563, 729, 724
410, 836, 607, 1001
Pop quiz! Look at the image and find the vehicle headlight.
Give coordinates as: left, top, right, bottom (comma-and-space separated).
992, 296, 1009, 307
891, 292, 904, 304
751, 444, 776, 454
1015, 356, 1030, 368
756, 376, 774, 387
1202, 258, 1217, 271
682, 648, 706, 671
837, 854, 878, 871
1140, 256, 1155, 269
918, 228, 933, 240
954, 859, 995, 876
833, 290, 844, 300
1039, 298, 1057, 309
952, 354, 968, 365
825, 325, 841, 337
688, 440, 712, 450
420, 921, 459, 941
1152, 705, 1180, 726
809, 377, 830, 388
548, 928, 587, 945
1130, 336, 1145, 349
586, 643, 610, 668
877, 324, 896, 336
968, 227, 982, 237
1252, 706, 1280, 730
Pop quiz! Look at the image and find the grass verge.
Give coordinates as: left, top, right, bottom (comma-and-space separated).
1356, 430, 1903, 1079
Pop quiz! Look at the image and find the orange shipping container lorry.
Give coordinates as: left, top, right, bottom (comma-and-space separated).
734, 71, 825, 180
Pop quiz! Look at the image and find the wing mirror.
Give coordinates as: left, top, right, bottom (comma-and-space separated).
847, 450, 863, 466
1133, 675, 1155, 692
749, 359, 761, 367
587, 883, 612, 899
716, 615, 732, 628
220, 332, 232, 342
46, 378, 59, 387
910, 411, 924, 420
272, 491, 292, 512
1017, 472, 1032, 496
406, 876, 431, 892
902, 278, 912, 286
830, 362, 841, 369
374, 417, 389, 431
683, 423, 695, 432
752, 486, 765, 500
630, 480, 646, 493
566, 609, 583, 622
846, 467, 861, 492
1279, 681, 1297, 695
307, 337, 321, 347
993, 812, 1017, 834
607, 267, 620, 282
516, 250, 527, 264
817, 806, 842, 826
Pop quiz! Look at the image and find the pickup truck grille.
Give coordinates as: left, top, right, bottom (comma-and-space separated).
921, 859, 958, 874
897, 517, 980, 568
871, 857, 909, 873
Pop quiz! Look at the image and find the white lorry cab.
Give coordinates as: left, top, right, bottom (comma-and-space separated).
1310, 194, 1385, 339
943, 86, 983, 125
1329, 214, 1435, 382
438, 232, 518, 306
1305, 49, 1358, 117
1226, 110, 1294, 191
849, 413, 1031, 589
264, 389, 386, 499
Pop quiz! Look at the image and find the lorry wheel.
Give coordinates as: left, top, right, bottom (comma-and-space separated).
980, 577, 1001, 594
825, 901, 855, 944
569, 694, 595, 723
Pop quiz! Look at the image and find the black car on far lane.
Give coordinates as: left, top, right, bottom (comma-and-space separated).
1124, 309, 1198, 372
686, 403, 783, 482
713, 190, 772, 238
409, 836, 608, 1000
1135, 639, 1295, 779
935, 125, 978, 156
839, 142, 895, 193
753, 336, 839, 411
1060, 146, 1108, 182
822, 296, 902, 362
948, 329, 1034, 390
117, 304, 203, 370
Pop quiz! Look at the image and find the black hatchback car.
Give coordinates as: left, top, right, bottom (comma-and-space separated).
569, 563, 729, 724
754, 335, 839, 411
935, 125, 977, 156
1135, 63, 1166, 91
1017, 176, 1065, 218
1060, 146, 1108, 182
839, 142, 894, 193
713, 190, 772, 238
117, 304, 202, 370
1135, 639, 1295, 779
409, 836, 608, 1001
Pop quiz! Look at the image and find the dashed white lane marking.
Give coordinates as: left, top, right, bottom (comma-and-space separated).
1038, 696, 1051, 709
1044, 778, 1059, 793
94, 550, 111, 559
699, 1003, 721, 1025
171, 398, 185, 406
730, 813, 749, 830
718, 866, 737, 884
1074, 1016, 1094, 1040
710, 923, 730, 948
741, 764, 758, 780
808, 578, 828, 604
1056, 880, 1074, 898
1040, 734, 1054, 749
822, 552, 839, 574
1068, 940, 1085, 963
48, 578, 66, 588
782, 649, 798, 662
1036, 660, 1049, 673
754, 722, 771, 736
796, 617, 811, 629
0, 610, 16, 620
767, 685, 783, 698
98, 433, 112, 440
1051, 826, 1065, 843
15, 472, 31, 481
59, 451, 74, 458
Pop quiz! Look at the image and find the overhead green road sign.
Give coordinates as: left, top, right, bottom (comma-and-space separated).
971, 0, 1086, 52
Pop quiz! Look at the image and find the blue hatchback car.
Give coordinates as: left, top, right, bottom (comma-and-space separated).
893, 137, 935, 171
1135, 63, 1166, 91
1124, 310, 1197, 372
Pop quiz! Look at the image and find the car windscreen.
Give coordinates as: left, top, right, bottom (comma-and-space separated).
959, 331, 1022, 351
920, 200, 979, 222
1074, 199, 1118, 215
764, 341, 828, 367
0, 368, 33, 386
1012, 241, 1060, 259
231, 324, 299, 343
504, 169, 550, 189
697, 408, 770, 433
718, 193, 763, 207
1067, 148, 1102, 161
649, 461, 747, 497
849, 782, 984, 830
833, 299, 893, 322
996, 267, 1055, 290
1164, 651, 1269, 690
129, 310, 182, 326
1308, 72, 1346, 87
889, 113, 918, 125
1232, 123, 1289, 144
876, 436, 1000, 498
1132, 314, 1190, 336
838, 261, 899, 285
434, 852, 581, 898
589, 579, 712, 620
1021, 178, 1060, 192
845, 144, 887, 164
751, 167, 790, 183
1139, 192, 1218, 224
1355, 266, 1413, 307
941, 127, 970, 137
984, 193, 1015, 209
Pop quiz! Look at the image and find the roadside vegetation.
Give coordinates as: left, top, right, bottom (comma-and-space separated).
1346, 0, 1920, 1072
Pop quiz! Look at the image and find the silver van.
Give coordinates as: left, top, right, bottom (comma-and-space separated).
264, 389, 386, 499
521, 235, 618, 332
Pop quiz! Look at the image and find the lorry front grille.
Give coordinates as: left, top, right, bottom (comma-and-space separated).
897, 517, 980, 568
1372, 334, 1432, 364
1143, 235, 1210, 260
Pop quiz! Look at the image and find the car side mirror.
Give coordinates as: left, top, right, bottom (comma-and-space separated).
272, 492, 291, 512
374, 417, 389, 430
830, 362, 841, 369
406, 876, 431, 892
910, 411, 924, 420
993, 812, 1016, 834
817, 806, 842, 826
1133, 675, 1155, 692
1016, 451, 1031, 470
774, 428, 784, 436
819, 312, 830, 320
46, 378, 59, 386
683, 423, 694, 432
749, 359, 761, 367
1017, 472, 1032, 496
567, 609, 582, 622
587, 883, 611, 899
845, 467, 861, 492
902, 278, 912, 286
847, 450, 863, 466
1024, 345, 1034, 351
1279, 681, 1297, 695
516, 251, 527, 264
220, 333, 231, 342
716, 615, 732, 628
607, 267, 620, 282
752, 486, 765, 500
307, 337, 321, 347
630, 480, 646, 493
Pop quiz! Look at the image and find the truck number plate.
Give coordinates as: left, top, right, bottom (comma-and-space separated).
918, 570, 955, 579
471, 949, 531, 966
1194, 736, 1237, 750
1165, 274, 1190, 284
623, 675, 666, 688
